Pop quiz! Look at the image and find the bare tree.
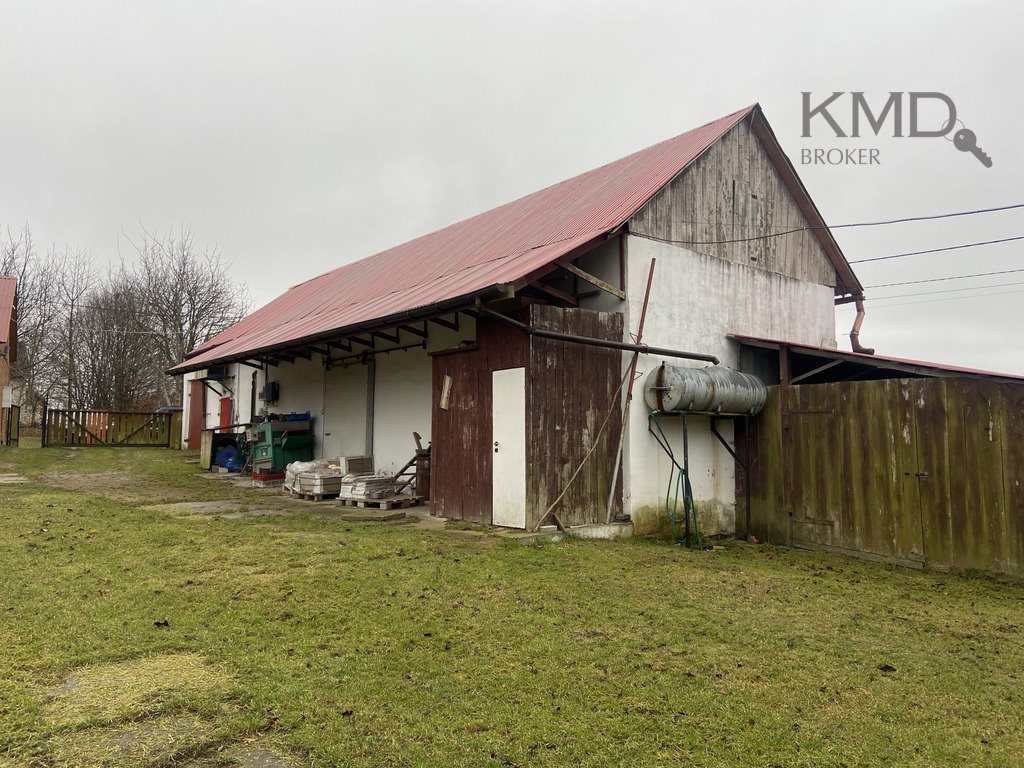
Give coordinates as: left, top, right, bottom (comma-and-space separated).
71, 282, 160, 410
0, 226, 65, 419
122, 226, 250, 405
50, 246, 97, 408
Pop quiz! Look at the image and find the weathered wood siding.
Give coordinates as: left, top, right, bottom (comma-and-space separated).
748, 378, 1024, 579
630, 119, 837, 288
430, 305, 623, 528
430, 315, 527, 524
526, 305, 623, 528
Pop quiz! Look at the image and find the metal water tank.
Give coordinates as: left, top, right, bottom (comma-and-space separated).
643, 363, 767, 416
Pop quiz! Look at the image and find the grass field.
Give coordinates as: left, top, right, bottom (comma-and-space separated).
1, 442, 1022, 767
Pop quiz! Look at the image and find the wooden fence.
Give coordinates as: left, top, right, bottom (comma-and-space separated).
747, 377, 1024, 580
42, 407, 182, 449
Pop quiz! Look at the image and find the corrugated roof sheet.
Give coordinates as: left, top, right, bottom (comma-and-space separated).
730, 333, 1024, 383
175, 104, 854, 373
0, 277, 16, 347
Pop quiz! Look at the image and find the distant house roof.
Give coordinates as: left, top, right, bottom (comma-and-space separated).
172, 104, 861, 374
731, 334, 1024, 384
0, 276, 16, 360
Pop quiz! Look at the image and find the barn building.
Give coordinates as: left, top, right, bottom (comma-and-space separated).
171, 104, 867, 536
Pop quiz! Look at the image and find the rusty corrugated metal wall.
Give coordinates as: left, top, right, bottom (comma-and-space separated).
747, 378, 1024, 579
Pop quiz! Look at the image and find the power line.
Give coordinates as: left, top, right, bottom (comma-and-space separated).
629, 202, 1024, 247
865, 267, 1024, 289
850, 235, 1024, 264
866, 280, 1024, 301
837, 286, 1024, 310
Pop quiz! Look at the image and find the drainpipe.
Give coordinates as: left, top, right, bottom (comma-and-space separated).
849, 297, 875, 355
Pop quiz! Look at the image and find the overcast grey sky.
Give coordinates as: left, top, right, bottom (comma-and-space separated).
2, 1, 1022, 372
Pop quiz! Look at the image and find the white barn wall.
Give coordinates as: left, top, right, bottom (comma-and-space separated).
180, 317, 476, 469
623, 235, 836, 536
371, 320, 474, 473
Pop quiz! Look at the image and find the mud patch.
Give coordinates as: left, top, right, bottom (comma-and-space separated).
38, 472, 188, 503
48, 713, 218, 767
46, 652, 233, 728
145, 499, 306, 519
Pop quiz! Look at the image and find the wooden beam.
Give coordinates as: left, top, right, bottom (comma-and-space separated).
308, 346, 330, 356
328, 340, 351, 352
790, 359, 843, 384
400, 323, 428, 339
529, 280, 578, 306
263, 358, 279, 368
430, 315, 459, 332
374, 329, 400, 345
557, 259, 626, 300
350, 335, 375, 348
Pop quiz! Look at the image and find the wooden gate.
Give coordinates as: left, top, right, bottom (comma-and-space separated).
1, 405, 18, 447
42, 407, 181, 448
749, 378, 1024, 579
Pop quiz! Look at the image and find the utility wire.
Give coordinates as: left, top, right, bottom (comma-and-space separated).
629, 202, 1024, 246
839, 287, 1024, 311
864, 280, 1024, 301
835, 286, 1024, 309
865, 267, 1024, 289
850, 235, 1024, 264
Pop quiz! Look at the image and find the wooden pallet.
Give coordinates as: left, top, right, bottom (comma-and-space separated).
336, 495, 423, 510
286, 487, 340, 502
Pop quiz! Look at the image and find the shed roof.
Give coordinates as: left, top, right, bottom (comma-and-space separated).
0, 276, 16, 349
173, 104, 860, 374
731, 334, 1024, 384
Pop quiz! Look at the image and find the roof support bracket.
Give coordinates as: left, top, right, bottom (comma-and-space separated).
529, 280, 578, 306
790, 359, 843, 385
430, 315, 459, 332
400, 323, 428, 339
557, 259, 626, 300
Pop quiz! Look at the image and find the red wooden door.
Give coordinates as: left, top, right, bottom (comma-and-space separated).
218, 397, 232, 433
187, 379, 205, 449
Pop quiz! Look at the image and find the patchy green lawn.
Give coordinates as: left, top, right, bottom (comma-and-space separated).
1, 442, 1022, 767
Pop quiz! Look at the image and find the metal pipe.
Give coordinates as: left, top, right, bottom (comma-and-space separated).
365, 357, 375, 457
849, 297, 875, 355
682, 415, 691, 545
605, 257, 657, 525
744, 415, 751, 542
477, 304, 720, 365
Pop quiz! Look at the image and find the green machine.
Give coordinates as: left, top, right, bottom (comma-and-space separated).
250, 419, 314, 471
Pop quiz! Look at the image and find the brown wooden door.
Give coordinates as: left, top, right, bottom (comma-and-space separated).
187, 378, 205, 450
783, 381, 925, 567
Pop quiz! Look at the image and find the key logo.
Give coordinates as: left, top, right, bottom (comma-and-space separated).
799, 92, 992, 168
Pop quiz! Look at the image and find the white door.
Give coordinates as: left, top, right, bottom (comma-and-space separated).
492, 367, 527, 528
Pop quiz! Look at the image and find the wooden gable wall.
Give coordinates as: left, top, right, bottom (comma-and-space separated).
629, 119, 838, 289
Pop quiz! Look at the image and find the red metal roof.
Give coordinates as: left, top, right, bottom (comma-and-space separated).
0, 277, 16, 348
174, 104, 851, 374
730, 333, 1024, 383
